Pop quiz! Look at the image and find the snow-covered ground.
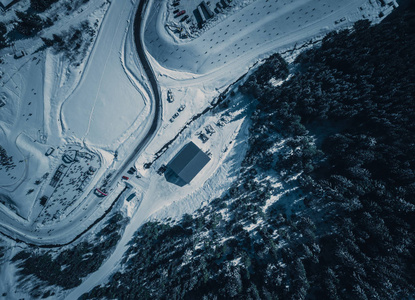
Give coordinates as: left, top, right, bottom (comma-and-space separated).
0, 0, 152, 242
146, 0, 394, 75
0, 0, 397, 297
61, 0, 148, 148
64, 89, 252, 300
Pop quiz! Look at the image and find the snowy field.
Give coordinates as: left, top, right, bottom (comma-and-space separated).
61, 0, 148, 148
146, 0, 393, 75
0, 0, 395, 239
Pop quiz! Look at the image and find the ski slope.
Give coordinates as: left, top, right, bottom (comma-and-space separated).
146, 0, 390, 76
61, 0, 147, 148
0, 0, 397, 297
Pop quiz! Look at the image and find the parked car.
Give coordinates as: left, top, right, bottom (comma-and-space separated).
126, 193, 136, 202
95, 188, 107, 197
175, 10, 186, 17
180, 15, 189, 22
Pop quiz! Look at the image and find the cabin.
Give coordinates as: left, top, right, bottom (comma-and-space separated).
168, 141, 210, 184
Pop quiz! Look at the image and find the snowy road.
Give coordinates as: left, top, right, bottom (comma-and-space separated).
108, 0, 162, 188
0, 0, 154, 246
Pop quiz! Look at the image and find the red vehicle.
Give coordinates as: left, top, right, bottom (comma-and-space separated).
122, 176, 129, 180
175, 10, 185, 17
95, 188, 107, 197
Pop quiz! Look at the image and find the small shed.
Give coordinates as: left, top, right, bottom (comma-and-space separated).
168, 141, 210, 184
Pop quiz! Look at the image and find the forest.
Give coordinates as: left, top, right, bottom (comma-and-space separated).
82, 5, 415, 300
0, 146, 15, 172
41, 20, 97, 66
12, 212, 128, 298
0, 0, 92, 50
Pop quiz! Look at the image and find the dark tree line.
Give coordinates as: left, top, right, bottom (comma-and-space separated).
12, 213, 128, 298
29, 0, 59, 13
13, 10, 52, 37
0, 23, 7, 49
0, 146, 16, 172
41, 20, 96, 66
239, 4, 415, 299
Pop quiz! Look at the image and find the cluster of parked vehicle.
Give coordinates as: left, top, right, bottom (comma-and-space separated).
172, 1, 191, 23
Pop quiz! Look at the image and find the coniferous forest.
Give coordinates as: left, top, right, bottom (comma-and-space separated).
17, 4, 415, 300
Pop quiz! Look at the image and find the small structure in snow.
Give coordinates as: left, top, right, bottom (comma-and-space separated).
45, 147, 55, 156
50, 164, 66, 187
200, 1, 214, 19
167, 90, 174, 103
87, 166, 96, 175
126, 193, 136, 202
157, 164, 167, 175
167, 141, 210, 184
195, 1, 214, 27
198, 132, 209, 143
62, 150, 77, 163
39, 196, 48, 206
205, 124, 215, 135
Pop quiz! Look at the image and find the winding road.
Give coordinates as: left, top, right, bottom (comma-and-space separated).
0, 0, 160, 248
108, 0, 161, 187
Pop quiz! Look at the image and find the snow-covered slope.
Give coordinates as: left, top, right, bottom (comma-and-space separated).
61, 0, 148, 148
0, 0, 152, 237
64, 0, 397, 298
145, 0, 392, 75
0, 0, 397, 297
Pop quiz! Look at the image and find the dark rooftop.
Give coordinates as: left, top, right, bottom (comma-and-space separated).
168, 141, 210, 184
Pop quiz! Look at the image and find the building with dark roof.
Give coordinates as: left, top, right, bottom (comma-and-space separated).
168, 141, 210, 184
200, 1, 214, 19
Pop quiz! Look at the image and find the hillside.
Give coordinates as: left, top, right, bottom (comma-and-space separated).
81, 5, 415, 299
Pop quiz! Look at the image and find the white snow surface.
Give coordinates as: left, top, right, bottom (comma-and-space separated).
61, 0, 148, 148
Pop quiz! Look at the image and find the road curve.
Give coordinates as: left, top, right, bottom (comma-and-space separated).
0, 0, 161, 247
109, 0, 162, 186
